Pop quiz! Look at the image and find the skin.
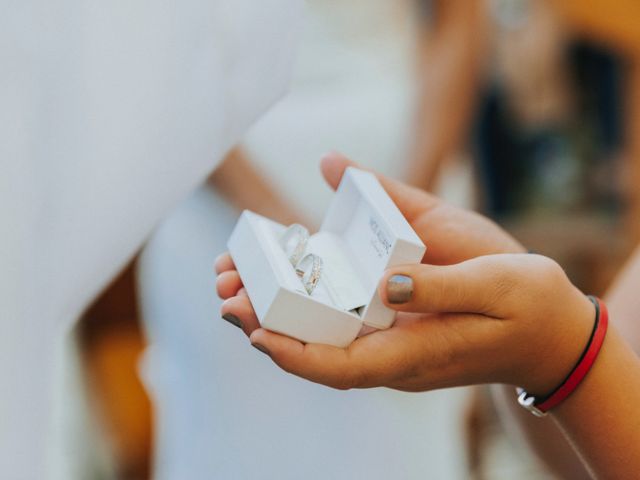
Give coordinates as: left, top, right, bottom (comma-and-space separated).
216, 152, 640, 478
406, 0, 488, 191
209, 146, 307, 227
494, 245, 640, 480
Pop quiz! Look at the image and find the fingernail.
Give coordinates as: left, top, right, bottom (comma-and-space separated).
386, 274, 413, 304
252, 343, 270, 356
222, 313, 243, 329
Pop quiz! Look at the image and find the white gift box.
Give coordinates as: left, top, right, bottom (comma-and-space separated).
227, 168, 426, 347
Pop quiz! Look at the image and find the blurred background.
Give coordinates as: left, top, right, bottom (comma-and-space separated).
56, 0, 640, 478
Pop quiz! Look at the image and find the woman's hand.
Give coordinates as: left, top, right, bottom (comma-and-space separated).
250, 253, 594, 395
316, 153, 526, 266
216, 151, 523, 335
216, 153, 595, 394
216, 153, 640, 479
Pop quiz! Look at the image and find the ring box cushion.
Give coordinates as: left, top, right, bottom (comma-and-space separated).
227, 168, 426, 347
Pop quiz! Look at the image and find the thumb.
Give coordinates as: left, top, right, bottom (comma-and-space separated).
320, 152, 439, 223
379, 255, 525, 317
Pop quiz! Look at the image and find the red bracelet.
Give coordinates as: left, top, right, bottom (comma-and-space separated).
517, 296, 609, 417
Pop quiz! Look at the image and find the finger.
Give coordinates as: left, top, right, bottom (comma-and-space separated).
214, 253, 235, 274
319, 151, 360, 190
221, 295, 260, 336
249, 329, 377, 390
216, 270, 243, 299
379, 254, 525, 317
320, 152, 439, 223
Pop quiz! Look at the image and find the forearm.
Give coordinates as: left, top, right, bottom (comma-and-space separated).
209, 146, 305, 226
406, 0, 487, 190
494, 247, 640, 478
551, 326, 640, 478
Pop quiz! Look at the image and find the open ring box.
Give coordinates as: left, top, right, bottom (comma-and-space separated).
227, 167, 426, 347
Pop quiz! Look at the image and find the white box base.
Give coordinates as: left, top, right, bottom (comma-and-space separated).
227, 168, 425, 347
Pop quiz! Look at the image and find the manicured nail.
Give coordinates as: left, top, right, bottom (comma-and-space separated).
222, 313, 243, 329
386, 274, 413, 304
252, 343, 270, 356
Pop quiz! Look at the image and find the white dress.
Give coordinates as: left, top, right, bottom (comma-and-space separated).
139, 2, 469, 479
0, 1, 301, 478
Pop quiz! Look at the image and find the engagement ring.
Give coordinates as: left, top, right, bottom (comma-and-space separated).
280, 223, 309, 267
295, 253, 323, 295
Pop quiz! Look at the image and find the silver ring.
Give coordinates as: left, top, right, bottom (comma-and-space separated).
295, 253, 323, 295
280, 223, 309, 266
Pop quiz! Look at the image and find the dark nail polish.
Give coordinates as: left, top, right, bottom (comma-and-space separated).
252, 343, 270, 356
387, 274, 413, 304
222, 313, 243, 329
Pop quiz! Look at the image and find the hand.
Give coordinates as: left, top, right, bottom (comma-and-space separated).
314, 153, 526, 266
216, 153, 593, 394
216, 150, 523, 326
220, 253, 594, 395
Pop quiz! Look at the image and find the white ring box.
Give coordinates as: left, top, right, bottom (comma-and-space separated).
227, 168, 426, 347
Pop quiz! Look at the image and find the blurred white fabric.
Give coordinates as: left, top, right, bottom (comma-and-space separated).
139, 188, 468, 480
248, 0, 419, 219
0, 1, 301, 478
139, 2, 469, 479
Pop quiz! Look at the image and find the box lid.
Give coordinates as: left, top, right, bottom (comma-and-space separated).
320, 168, 426, 329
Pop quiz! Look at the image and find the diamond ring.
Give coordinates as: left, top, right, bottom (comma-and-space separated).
280, 223, 309, 267
295, 253, 323, 295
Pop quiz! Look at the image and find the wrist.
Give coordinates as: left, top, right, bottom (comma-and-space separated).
518, 292, 596, 396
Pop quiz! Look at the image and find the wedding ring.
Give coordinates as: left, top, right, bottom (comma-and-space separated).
295, 253, 323, 295
280, 223, 309, 267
